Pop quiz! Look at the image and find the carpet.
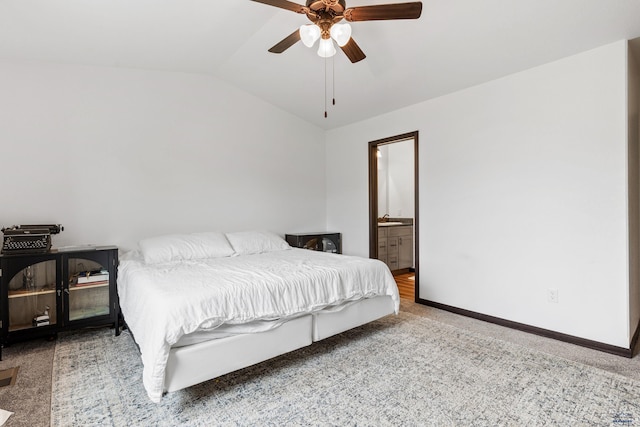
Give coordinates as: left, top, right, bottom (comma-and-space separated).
51, 312, 640, 426
0, 339, 55, 427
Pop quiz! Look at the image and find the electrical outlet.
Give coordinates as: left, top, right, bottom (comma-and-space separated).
547, 288, 559, 303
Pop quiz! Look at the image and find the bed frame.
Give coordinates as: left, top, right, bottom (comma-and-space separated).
162, 295, 395, 394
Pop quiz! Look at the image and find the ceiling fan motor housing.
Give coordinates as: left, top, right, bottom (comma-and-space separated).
305, 0, 347, 39
306, 0, 346, 14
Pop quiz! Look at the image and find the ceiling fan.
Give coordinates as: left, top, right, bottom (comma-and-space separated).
251, 0, 423, 63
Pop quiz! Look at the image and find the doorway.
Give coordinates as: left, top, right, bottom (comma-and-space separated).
368, 131, 419, 301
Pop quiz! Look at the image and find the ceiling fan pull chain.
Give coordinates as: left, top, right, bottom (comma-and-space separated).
324, 56, 328, 118
332, 55, 336, 106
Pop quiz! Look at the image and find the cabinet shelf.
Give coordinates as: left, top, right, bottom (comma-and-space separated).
69, 282, 109, 291
8, 288, 56, 299
9, 323, 54, 332
69, 307, 109, 321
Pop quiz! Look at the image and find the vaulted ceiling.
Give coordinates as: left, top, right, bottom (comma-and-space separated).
1, 0, 640, 129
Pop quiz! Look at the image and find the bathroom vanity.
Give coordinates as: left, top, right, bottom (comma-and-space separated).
377, 222, 413, 272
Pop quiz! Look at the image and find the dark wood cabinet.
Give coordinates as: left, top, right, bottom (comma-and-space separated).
285, 232, 342, 254
0, 246, 119, 359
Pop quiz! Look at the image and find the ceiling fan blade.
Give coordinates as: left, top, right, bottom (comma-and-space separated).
250, 0, 306, 14
268, 30, 301, 53
340, 38, 366, 63
344, 2, 422, 22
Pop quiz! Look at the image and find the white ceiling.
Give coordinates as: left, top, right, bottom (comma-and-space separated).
1, 0, 640, 130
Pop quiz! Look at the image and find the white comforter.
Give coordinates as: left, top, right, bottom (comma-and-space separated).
118, 248, 399, 402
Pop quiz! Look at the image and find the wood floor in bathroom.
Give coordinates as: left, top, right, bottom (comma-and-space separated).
394, 272, 415, 300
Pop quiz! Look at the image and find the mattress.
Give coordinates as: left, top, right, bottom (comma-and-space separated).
118, 247, 399, 402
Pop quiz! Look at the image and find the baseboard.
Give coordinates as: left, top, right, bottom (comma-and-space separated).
417, 298, 635, 358
630, 317, 640, 357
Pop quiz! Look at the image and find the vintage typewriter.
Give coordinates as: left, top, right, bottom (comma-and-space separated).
1, 224, 64, 255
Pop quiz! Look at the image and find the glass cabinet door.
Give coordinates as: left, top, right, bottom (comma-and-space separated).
7, 260, 57, 332
67, 257, 110, 322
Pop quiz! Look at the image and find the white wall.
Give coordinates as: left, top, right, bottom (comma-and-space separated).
0, 61, 326, 251
629, 41, 640, 340
1, 42, 635, 349
326, 40, 631, 347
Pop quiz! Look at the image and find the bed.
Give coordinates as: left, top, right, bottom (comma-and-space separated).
117, 231, 399, 402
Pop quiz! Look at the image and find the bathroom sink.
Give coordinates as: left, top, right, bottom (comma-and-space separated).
378, 222, 405, 227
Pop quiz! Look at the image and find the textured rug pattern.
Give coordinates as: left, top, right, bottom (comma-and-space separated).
51, 312, 640, 426
0, 339, 55, 427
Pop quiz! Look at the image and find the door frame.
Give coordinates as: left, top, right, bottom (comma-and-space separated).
368, 130, 419, 301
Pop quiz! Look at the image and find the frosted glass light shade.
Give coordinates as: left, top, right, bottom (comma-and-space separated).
330, 23, 352, 47
299, 24, 321, 48
317, 38, 336, 57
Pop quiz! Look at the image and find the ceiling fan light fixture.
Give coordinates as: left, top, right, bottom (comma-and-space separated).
317, 38, 336, 58
330, 23, 352, 47
299, 24, 321, 48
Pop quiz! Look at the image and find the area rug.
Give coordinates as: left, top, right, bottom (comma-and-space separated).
51, 312, 640, 426
0, 338, 55, 427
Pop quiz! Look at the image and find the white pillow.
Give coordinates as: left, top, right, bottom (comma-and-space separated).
138, 232, 235, 264
225, 231, 291, 255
